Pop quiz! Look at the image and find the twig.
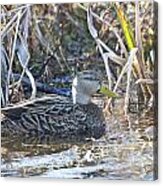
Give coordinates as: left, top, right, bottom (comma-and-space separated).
1, 95, 65, 111
0, 87, 5, 107
16, 8, 31, 87
97, 44, 112, 89
87, 6, 126, 66
135, 79, 154, 85
1, 4, 31, 17
105, 48, 138, 111
16, 33, 36, 99
1, 7, 27, 39
140, 2, 152, 24
1, 45, 10, 105
59, 45, 71, 72
124, 48, 138, 115
35, 21, 64, 71
97, 38, 126, 65
78, 3, 128, 59
87, 6, 127, 92
1, 12, 18, 39
6, 10, 22, 104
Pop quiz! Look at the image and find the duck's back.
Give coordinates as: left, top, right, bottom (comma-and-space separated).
1, 95, 105, 141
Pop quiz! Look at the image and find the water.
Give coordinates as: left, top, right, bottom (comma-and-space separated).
1, 100, 156, 180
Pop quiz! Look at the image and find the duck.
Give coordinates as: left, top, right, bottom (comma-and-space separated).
1, 70, 107, 141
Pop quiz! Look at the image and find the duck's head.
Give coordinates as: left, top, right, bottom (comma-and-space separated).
72, 70, 102, 105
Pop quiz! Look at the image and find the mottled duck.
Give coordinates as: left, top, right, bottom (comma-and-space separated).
1, 70, 107, 141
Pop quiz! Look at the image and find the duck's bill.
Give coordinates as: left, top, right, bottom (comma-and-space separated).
99, 86, 119, 98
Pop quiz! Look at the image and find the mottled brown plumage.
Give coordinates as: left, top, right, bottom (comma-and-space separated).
1, 70, 106, 141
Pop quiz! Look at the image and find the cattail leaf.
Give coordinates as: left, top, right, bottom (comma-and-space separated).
114, 3, 135, 51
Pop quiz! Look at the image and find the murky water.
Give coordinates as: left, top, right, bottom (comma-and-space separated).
1, 100, 156, 180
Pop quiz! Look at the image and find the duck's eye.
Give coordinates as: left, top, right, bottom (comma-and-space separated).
96, 82, 101, 93
96, 89, 100, 93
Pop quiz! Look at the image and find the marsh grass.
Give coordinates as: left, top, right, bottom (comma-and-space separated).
1, 2, 157, 113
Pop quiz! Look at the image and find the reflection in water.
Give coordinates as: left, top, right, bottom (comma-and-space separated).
1, 106, 156, 180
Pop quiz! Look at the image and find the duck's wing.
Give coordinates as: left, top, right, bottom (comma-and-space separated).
1, 95, 71, 119
1, 95, 86, 137
1, 96, 105, 140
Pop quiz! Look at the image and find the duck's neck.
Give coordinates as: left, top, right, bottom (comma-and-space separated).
72, 93, 91, 105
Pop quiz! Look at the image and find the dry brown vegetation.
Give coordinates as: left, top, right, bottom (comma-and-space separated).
1, 2, 158, 113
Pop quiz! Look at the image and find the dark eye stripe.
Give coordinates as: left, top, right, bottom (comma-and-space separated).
80, 77, 100, 81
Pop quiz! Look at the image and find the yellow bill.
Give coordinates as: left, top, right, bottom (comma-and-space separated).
99, 86, 119, 98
